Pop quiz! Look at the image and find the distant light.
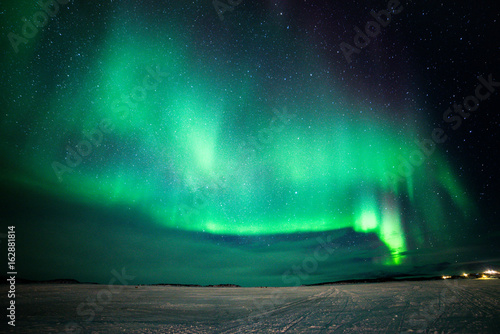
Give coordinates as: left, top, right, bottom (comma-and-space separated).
462, 273, 468, 277
484, 269, 498, 275
442, 275, 451, 279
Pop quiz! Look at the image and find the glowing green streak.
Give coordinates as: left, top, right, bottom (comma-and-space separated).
380, 198, 406, 265
5, 10, 475, 270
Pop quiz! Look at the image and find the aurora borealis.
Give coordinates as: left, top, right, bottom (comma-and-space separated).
1, 1, 499, 286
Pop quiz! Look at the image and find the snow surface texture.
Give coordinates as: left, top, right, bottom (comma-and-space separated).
2, 280, 499, 333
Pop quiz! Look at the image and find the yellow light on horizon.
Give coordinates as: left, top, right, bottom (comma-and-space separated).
484, 269, 498, 275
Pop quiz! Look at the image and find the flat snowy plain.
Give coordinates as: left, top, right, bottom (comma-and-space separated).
2, 279, 499, 333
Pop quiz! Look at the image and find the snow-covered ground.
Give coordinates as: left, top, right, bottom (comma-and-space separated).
2, 279, 499, 333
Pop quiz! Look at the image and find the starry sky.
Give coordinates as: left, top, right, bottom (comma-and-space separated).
1, 0, 499, 286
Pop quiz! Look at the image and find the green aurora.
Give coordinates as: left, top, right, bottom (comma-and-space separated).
0, 0, 484, 283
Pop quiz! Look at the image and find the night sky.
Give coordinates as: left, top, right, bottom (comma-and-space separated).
1, 0, 499, 286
